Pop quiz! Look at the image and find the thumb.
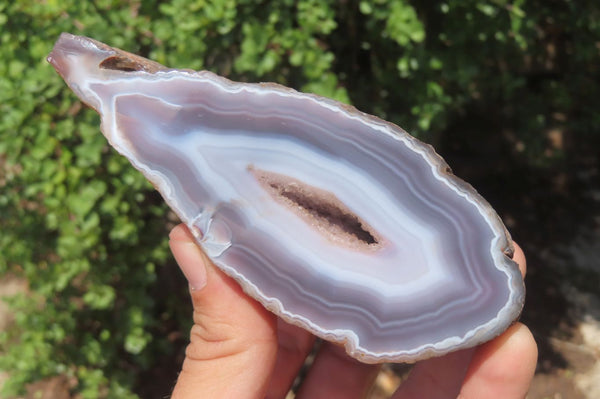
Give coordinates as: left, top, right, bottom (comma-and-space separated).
169, 224, 278, 399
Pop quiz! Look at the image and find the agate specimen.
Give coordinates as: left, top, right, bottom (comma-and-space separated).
48, 33, 525, 363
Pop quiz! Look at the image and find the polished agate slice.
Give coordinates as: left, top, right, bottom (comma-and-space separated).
48, 33, 525, 363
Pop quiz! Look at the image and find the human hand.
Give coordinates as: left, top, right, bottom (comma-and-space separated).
169, 223, 537, 399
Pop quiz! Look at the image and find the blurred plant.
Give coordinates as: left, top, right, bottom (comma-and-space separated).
0, 0, 597, 397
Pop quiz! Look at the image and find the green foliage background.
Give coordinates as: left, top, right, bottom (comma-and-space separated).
0, 0, 597, 397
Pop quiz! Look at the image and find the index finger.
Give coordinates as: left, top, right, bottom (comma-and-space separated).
512, 241, 527, 278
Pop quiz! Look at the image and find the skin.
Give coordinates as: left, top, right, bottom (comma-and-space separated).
169, 224, 537, 399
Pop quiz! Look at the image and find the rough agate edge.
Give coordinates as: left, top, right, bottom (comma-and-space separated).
48, 33, 525, 363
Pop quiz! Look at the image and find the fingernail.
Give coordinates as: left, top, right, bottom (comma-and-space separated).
169, 225, 208, 291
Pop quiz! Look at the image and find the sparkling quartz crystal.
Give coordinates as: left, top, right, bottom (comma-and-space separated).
48, 33, 525, 363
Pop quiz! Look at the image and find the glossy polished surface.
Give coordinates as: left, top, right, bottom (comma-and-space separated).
49, 33, 525, 363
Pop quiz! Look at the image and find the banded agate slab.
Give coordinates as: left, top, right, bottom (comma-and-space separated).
48, 33, 524, 363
